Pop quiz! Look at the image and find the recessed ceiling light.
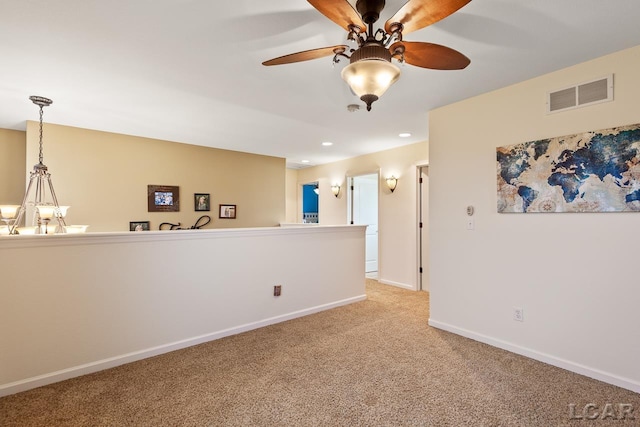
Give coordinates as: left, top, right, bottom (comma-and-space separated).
321, 141, 333, 146
301, 159, 310, 163
399, 132, 412, 138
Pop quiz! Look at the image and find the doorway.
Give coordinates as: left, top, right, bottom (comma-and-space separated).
302, 182, 319, 223
418, 166, 429, 291
348, 173, 379, 276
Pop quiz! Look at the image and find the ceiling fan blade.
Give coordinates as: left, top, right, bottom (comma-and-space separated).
307, 0, 366, 33
263, 45, 349, 66
392, 41, 470, 70
385, 0, 471, 35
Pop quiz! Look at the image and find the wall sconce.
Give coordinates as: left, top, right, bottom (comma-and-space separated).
386, 176, 398, 193
331, 184, 340, 198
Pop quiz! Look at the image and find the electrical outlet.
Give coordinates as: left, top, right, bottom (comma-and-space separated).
273, 285, 281, 297
513, 307, 524, 322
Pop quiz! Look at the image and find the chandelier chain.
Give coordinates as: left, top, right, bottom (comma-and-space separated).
38, 105, 44, 165
29, 95, 52, 166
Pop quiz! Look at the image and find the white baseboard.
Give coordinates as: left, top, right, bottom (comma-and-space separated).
378, 278, 415, 291
428, 319, 640, 394
0, 295, 366, 397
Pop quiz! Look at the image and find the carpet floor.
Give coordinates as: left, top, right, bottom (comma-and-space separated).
1, 280, 638, 426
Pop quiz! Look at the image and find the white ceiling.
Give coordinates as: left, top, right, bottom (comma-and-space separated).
2, 0, 640, 168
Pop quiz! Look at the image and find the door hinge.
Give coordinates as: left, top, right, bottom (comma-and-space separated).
419, 267, 423, 273
419, 222, 423, 228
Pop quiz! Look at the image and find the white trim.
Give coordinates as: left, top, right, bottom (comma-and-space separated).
0, 224, 365, 249
0, 294, 366, 397
379, 278, 415, 291
428, 319, 640, 394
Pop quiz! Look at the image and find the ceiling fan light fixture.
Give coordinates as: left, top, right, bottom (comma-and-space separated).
341, 59, 400, 111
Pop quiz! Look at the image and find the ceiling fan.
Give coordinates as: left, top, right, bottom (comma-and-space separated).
263, 0, 471, 111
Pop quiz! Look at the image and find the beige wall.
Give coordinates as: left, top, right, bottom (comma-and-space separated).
429, 45, 640, 392
0, 129, 26, 204
285, 168, 298, 223
294, 142, 428, 289
23, 123, 285, 231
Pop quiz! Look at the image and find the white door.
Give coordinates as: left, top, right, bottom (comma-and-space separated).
352, 174, 378, 273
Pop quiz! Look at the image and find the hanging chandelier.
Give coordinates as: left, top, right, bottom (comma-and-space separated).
0, 96, 69, 235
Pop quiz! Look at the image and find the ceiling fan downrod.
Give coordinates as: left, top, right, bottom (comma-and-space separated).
356, 0, 386, 26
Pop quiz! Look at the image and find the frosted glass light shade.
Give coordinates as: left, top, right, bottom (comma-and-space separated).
65, 225, 89, 234
55, 206, 70, 218
0, 205, 20, 219
386, 176, 398, 193
341, 59, 400, 103
36, 205, 57, 220
16, 226, 38, 235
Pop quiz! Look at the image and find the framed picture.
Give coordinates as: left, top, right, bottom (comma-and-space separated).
148, 185, 180, 212
219, 204, 236, 219
194, 193, 210, 211
130, 221, 150, 231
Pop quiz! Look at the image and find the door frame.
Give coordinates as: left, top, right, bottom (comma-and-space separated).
416, 163, 429, 291
300, 180, 319, 223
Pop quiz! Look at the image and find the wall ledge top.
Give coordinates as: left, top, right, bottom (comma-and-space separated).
0, 224, 366, 249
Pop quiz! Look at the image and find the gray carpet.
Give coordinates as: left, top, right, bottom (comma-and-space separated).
1, 280, 638, 426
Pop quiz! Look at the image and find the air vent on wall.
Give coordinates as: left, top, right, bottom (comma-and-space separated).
547, 74, 613, 114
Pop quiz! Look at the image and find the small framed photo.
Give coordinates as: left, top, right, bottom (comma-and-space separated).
130, 221, 150, 231
148, 185, 180, 212
219, 204, 236, 219
194, 193, 210, 211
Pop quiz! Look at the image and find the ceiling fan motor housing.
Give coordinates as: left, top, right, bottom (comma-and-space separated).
350, 42, 392, 64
